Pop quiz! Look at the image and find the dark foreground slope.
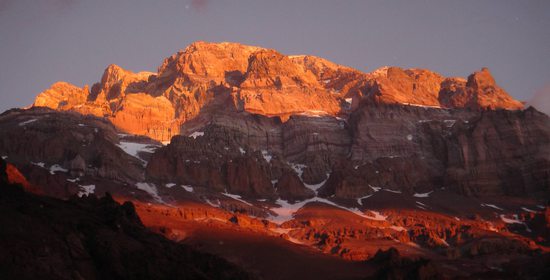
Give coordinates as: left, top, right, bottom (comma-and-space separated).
0, 159, 253, 280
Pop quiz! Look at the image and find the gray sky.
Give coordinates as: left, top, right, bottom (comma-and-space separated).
1, 0, 549, 112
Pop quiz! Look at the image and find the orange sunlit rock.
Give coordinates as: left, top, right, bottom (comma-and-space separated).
32, 42, 525, 142
5, 163, 43, 195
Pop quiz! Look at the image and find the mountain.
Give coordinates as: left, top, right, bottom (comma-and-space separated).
33, 41, 524, 142
1, 41, 549, 279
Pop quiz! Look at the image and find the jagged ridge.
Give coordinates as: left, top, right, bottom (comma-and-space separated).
33, 41, 524, 141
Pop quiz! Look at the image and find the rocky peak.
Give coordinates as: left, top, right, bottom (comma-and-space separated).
439, 67, 524, 110
466, 67, 495, 89
100, 64, 133, 86
33, 81, 89, 109
91, 64, 154, 101
242, 49, 320, 89
290, 55, 358, 77
156, 41, 262, 86
364, 66, 443, 106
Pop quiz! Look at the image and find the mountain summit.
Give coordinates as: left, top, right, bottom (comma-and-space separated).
33, 41, 523, 141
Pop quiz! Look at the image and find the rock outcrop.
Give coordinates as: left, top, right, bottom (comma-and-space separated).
439, 68, 524, 110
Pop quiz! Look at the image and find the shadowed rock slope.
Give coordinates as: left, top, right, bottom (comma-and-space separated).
0, 159, 253, 280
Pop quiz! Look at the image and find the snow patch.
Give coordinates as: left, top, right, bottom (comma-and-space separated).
268, 197, 383, 224
78, 123, 86, 127
117, 141, 158, 166
481, 203, 504, 211
500, 214, 523, 224
188, 131, 204, 139
384, 189, 402, 194
261, 150, 272, 163
77, 185, 95, 197
19, 119, 37, 126
521, 207, 537, 213
165, 183, 176, 188
444, 120, 456, 127
357, 194, 373, 206
182, 185, 194, 192
370, 185, 381, 192
222, 193, 252, 206
205, 199, 220, 208
31, 162, 45, 168
416, 201, 428, 207
288, 162, 307, 180
239, 147, 246, 154
413, 191, 433, 198
303, 173, 330, 194
1, 155, 7, 160
49, 164, 68, 175
135, 182, 163, 203
406, 134, 413, 141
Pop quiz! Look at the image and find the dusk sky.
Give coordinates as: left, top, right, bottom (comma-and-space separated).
0, 0, 549, 113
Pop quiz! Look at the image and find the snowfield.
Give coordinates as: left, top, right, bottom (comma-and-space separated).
117, 141, 159, 166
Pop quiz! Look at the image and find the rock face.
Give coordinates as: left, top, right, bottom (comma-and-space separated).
141, 102, 550, 200
444, 107, 550, 196
4, 104, 548, 201
33, 41, 525, 142
439, 68, 524, 110
319, 104, 550, 198
0, 108, 149, 187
